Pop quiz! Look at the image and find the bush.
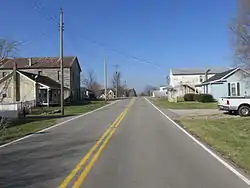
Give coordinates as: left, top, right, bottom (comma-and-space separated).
195, 94, 214, 103
184, 93, 196, 101
177, 97, 184, 102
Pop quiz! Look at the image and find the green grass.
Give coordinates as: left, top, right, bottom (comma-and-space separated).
0, 119, 56, 145
152, 98, 217, 109
178, 117, 250, 174
0, 101, 107, 145
29, 101, 107, 116
64, 101, 107, 115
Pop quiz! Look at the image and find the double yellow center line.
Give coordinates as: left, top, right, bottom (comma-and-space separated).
59, 98, 135, 188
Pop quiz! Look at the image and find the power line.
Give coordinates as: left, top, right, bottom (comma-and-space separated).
74, 35, 162, 68
29, 4, 162, 69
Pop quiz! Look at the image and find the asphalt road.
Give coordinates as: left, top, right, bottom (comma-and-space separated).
0, 98, 249, 188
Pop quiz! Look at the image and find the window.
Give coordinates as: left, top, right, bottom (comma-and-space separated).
229, 82, 240, 97
57, 71, 60, 80
2, 72, 6, 78
231, 83, 236, 96
38, 71, 42, 76
199, 75, 203, 83
237, 83, 240, 96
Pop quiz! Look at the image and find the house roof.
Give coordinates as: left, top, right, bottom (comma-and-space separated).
98, 88, 115, 95
0, 56, 79, 70
201, 68, 238, 84
19, 71, 65, 89
171, 67, 229, 75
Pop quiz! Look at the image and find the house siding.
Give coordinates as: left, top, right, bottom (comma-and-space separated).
0, 58, 81, 102
206, 84, 227, 101
0, 73, 36, 103
203, 70, 250, 100
70, 59, 81, 101
0, 76, 14, 103
19, 74, 36, 102
169, 70, 215, 93
226, 70, 250, 96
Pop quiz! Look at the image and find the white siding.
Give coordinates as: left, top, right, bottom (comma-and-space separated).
169, 72, 215, 87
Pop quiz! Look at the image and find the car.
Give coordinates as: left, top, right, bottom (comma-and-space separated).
218, 97, 250, 116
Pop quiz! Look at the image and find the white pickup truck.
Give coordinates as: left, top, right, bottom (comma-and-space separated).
218, 97, 250, 116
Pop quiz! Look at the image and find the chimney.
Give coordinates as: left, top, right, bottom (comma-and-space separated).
13, 58, 17, 102
28, 58, 32, 66
205, 69, 211, 81
13, 59, 17, 71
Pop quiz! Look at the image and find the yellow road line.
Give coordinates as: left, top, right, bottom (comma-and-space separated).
72, 99, 135, 188
59, 99, 134, 188
59, 112, 124, 188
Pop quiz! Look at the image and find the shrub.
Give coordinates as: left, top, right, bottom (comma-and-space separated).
194, 93, 200, 102
177, 97, 184, 102
196, 94, 214, 103
184, 93, 196, 101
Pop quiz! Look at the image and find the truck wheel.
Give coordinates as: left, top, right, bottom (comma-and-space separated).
238, 105, 250, 117
229, 110, 237, 115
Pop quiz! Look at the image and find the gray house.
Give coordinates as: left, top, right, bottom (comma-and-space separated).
196, 68, 250, 100
0, 56, 81, 102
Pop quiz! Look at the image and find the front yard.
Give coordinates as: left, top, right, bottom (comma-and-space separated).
0, 101, 107, 145
178, 117, 250, 175
152, 98, 217, 109
151, 97, 250, 175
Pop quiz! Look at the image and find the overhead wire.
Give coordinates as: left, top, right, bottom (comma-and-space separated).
29, 3, 162, 69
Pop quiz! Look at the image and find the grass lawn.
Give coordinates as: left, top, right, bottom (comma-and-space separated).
0, 101, 107, 145
178, 117, 250, 174
152, 98, 217, 109
29, 101, 107, 116
0, 119, 56, 145
64, 101, 107, 115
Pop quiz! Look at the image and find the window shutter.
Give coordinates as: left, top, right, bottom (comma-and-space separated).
237, 83, 240, 96
228, 83, 231, 96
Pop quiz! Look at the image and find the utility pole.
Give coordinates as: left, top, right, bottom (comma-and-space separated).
124, 80, 127, 97
59, 8, 64, 116
104, 58, 107, 102
114, 64, 119, 98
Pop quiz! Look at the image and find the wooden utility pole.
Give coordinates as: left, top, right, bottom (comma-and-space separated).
114, 64, 119, 98
59, 8, 64, 116
104, 58, 107, 102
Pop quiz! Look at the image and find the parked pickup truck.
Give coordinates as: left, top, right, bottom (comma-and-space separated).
218, 97, 250, 116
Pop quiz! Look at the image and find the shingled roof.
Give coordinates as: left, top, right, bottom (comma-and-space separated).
0, 56, 79, 70
171, 67, 229, 75
19, 71, 67, 89
201, 68, 238, 84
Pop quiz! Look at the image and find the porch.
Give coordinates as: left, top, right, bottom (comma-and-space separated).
37, 88, 60, 106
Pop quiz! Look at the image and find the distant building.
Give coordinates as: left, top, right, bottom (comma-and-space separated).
169, 67, 229, 93
98, 89, 116, 99
168, 67, 229, 102
0, 56, 81, 102
0, 70, 70, 106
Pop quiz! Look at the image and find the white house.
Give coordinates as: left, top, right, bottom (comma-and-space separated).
98, 89, 116, 99
169, 67, 229, 92
152, 85, 169, 98
168, 67, 229, 102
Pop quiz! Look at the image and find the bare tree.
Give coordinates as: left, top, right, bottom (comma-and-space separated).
230, 0, 250, 68
82, 70, 101, 96
0, 38, 19, 61
0, 39, 20, 132
112, 71, 123, 97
